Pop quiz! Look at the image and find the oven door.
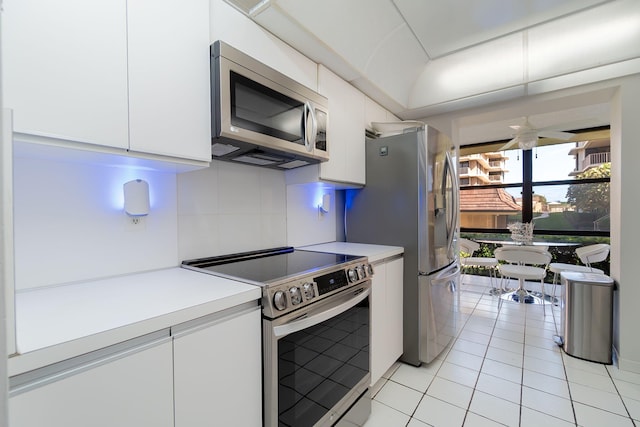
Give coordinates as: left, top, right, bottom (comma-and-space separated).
264, 283, 371, 427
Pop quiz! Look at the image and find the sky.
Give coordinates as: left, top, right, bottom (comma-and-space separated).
502, 142, 576, 203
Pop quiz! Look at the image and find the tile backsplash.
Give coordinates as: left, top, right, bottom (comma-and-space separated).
13, 150, 340, 290
178, 160, 340, 258
177, 160, 288, 260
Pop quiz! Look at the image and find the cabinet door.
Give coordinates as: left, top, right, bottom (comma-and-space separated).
370, 261, 387, 385
318, 66, 366, 185
127, 0, 211, 161
370, 257, 404, 386
173, 306, 262, 427
386, 257, 404, 363
9, 339, 174, 427
1, 0, 129, 148
364, 96, 401, 132
364, 96, 389, 132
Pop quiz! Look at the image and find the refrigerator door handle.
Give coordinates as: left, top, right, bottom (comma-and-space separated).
444, 151, 459, 254
439, 263, 461, 281
419, 262, 460, 279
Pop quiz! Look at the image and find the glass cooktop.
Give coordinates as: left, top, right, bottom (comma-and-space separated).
182, 247, 362, 285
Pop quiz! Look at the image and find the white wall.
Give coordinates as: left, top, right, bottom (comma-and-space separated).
610, 75, 640, 372
0, 122, 9, 427
286, 184, 337, 248
12, 148, 179, 290
177, 160, 287, 260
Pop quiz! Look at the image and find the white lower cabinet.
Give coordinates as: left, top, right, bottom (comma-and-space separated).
9, 332, 174, 427
173, 304, 262, 427
370, 256, 404, 385
9, 303, 263, 427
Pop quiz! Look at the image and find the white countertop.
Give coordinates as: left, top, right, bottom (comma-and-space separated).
298, 242, 404, 263
10, 267, 261, 376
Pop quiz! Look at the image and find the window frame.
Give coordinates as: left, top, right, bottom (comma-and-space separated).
459, 130, 611, 238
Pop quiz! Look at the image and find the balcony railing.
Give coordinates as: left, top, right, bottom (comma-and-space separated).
580, 152, 610, 172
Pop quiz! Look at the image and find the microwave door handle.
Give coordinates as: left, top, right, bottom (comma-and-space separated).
304, 101, 316, 152
302, 102, 308, 150
309, 104, 317, 148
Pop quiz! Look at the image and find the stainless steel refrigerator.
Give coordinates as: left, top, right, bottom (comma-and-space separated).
346, 125, 460, 366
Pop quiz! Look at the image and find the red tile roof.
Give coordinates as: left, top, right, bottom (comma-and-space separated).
460, 187, 521, 212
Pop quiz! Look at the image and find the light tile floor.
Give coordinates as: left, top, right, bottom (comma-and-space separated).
364, 275, 640, 427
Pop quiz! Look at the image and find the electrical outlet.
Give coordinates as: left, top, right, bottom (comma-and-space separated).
124, 215, 147, 231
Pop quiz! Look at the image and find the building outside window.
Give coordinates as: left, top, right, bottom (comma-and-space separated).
459, 127, 611, 275
459, 127, 610, 235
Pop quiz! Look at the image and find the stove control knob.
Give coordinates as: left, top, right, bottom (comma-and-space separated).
302, 283, 315, 300
273, 291, 287, 311
367, 264, 374, 276
357, 265, 366, 278
347, 269, 358, 282
289, 287, 302, 305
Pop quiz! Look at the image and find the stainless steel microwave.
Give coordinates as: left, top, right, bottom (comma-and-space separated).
210, 40, 329, 170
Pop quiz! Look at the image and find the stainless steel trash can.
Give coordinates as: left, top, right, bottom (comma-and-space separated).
561, 272, 614, 364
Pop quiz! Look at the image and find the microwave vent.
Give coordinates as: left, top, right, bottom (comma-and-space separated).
212, 143, 241, 157
278, 160, 310, 169
232, 151, 286, 166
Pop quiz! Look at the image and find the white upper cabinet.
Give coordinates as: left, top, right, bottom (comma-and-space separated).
318, 65, 366, 185
2, 0, 130, 148
2, 0, 211, 163
127, 0, 211, 161
364, 96, 399, 132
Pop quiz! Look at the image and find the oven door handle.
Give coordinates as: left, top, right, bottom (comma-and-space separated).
273, 287, 370, 338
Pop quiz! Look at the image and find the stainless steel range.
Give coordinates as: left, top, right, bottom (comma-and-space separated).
182, 246, 373, 427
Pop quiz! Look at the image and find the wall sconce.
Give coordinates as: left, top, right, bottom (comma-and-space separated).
123, 179, 150, 217
318, 193, 331, 215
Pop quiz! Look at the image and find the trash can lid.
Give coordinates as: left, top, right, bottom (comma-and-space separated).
560, 271, 614, 285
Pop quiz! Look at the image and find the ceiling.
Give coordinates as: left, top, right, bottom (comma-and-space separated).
225, 0, 640, 144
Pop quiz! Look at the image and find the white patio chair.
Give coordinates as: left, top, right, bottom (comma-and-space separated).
459, 238, 499, 290
549, 243, 610, 300
495, 246, 552, 306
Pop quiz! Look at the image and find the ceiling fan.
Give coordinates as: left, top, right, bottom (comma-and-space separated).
498, 117, 576, 151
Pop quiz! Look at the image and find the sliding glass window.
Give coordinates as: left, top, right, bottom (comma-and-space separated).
459, 127, 610, 237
